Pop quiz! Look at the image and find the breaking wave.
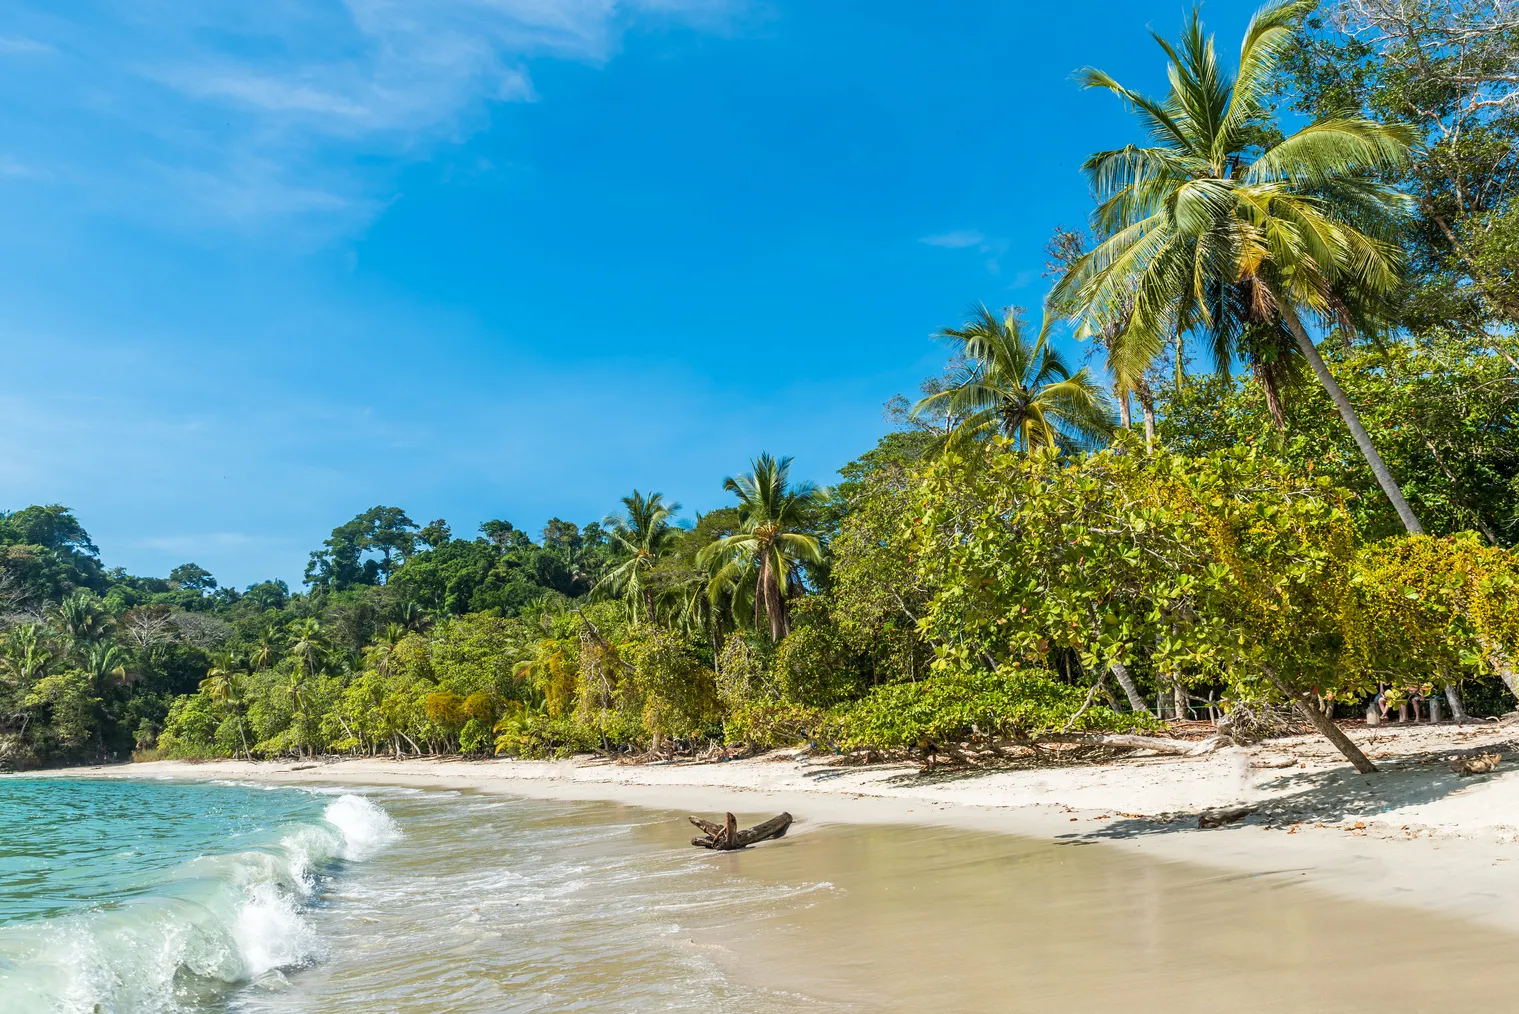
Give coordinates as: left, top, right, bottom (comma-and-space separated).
0, 793, 398, 1014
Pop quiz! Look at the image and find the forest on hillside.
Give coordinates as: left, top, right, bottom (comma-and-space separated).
2, 0, 1517, 773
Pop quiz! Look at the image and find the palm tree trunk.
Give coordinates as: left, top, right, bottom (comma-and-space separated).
1278, 305, 1423, 535
1109, 660, 1151, 715
763, 556, 787, 642
1116, 385, 1132, 429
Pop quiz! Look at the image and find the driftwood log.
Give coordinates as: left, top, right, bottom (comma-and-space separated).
689, 812, 793, 850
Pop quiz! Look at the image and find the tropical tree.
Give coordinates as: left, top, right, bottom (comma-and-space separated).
911, 304, 1115, 452
699, 454, 823, 642
0, 624, 53, 688
596, 491, 679, 624
52, 591, 112, 645
200, 651, 250, 759
1053, 0, 1425, 532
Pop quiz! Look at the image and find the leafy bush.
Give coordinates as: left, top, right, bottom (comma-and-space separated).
724, 702, 838, 748
772, 625, 862, 707
840, 666, 1148, 750
625, 628, 719, 741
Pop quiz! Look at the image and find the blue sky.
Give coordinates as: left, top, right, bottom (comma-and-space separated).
0, 0, 1258, 589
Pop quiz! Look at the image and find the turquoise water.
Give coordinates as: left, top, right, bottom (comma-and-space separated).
0, 778, 398, 1013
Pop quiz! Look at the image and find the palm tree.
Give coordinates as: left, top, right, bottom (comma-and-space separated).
0, 624, 52, 687
52, 591, 112, 645
248, 625, 281, 672
1053, 0, 1424, 532
912, 305, 1115, 452
698, 454, 823, 642
200, 651, 250, 759
595, 490, 679, 624
287, 619, 324, 678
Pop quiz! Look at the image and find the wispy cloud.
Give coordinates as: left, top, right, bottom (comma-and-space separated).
0, 1, 739, 236
920, 227, 1009, 273
136, 532, 265, 554
0, 35, 52, 54
0, 155, 50, 180
920, 229, 986, 249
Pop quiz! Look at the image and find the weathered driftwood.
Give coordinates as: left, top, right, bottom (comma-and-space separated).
1198, 804, 1258, 829
689, 811, 793, 850
1040, 733, 1231, 757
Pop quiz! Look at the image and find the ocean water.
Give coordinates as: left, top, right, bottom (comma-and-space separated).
4, 776, 1517, 1014
0, 778, 398, 1013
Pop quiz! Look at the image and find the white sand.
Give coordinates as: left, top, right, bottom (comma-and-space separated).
43, 720, 1519, 932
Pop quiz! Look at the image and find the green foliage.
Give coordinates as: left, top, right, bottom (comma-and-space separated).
771, 624, 860, 708
623, 628, 720, 741
724, 702, 837, 749
841, 667, 1146, 750
1159, 339, 1518, 544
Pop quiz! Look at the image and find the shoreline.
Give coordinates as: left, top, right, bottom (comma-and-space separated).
37, 721, 1519, 934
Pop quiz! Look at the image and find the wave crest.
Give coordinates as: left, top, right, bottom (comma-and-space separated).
0, 793, 399, 1014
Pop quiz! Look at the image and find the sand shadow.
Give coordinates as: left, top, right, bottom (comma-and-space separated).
1079, 739, 1519, 839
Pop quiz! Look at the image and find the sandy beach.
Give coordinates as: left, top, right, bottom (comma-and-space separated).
46, 719, 1519, 935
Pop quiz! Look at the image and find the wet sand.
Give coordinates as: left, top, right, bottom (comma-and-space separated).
693, 820, 1518, 1013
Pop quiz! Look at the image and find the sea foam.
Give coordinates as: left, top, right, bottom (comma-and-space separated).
0, 793, 399, 1014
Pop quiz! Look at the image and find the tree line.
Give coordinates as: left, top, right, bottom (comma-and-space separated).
1, 0, 1516, 772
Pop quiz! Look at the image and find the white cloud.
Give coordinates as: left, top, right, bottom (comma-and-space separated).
920, 227, 1010, 274
0, 156, 50, 180
0, 0, 739, 234
920, 229, 986, 249
0, 35, 52, 54
137, 532, 262, 554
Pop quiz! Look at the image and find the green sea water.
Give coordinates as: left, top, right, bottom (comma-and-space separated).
0, 777, 398, 1013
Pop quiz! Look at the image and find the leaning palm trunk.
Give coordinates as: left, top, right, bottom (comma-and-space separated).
1279, 304, 1423, 535
1108, 659, 1152, 715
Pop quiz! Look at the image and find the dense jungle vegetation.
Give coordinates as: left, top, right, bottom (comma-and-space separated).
3, 0, 1518, 773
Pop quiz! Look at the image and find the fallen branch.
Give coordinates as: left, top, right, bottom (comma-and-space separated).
1198, 804, 1258, 829
689, 812, 793, 850
1039, 733, 1231, 757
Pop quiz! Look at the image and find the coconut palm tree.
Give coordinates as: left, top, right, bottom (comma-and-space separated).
199, 651, 250, 759
0, 624, 52, 688
912, 305, 1115, 452
595, 490, 679, 624
1052, 0, 1424, 532
248, 625, 281, 672
698, 454, 823, 642
52, 591, 112, 645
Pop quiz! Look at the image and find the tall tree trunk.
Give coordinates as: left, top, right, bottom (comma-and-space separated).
1278, 304, 1424, 535
1269, 673, 1377, 774
1140, 398, 1156, 453
1117, 385, 1132, 429
1109, 660, 1151, 716
763, 557, 787, 643
1444, 681, 1469, 724
1172, 683, 1188, 722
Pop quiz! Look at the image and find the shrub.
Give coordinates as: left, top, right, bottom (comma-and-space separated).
840, 666, 1148, 750
772, 625, 861, 708
724, 702, 838, 748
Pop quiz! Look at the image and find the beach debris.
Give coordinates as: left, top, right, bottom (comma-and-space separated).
1197, 804, 1258, 829
1448, 752, 1502, 776
689, 812, 793, 850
